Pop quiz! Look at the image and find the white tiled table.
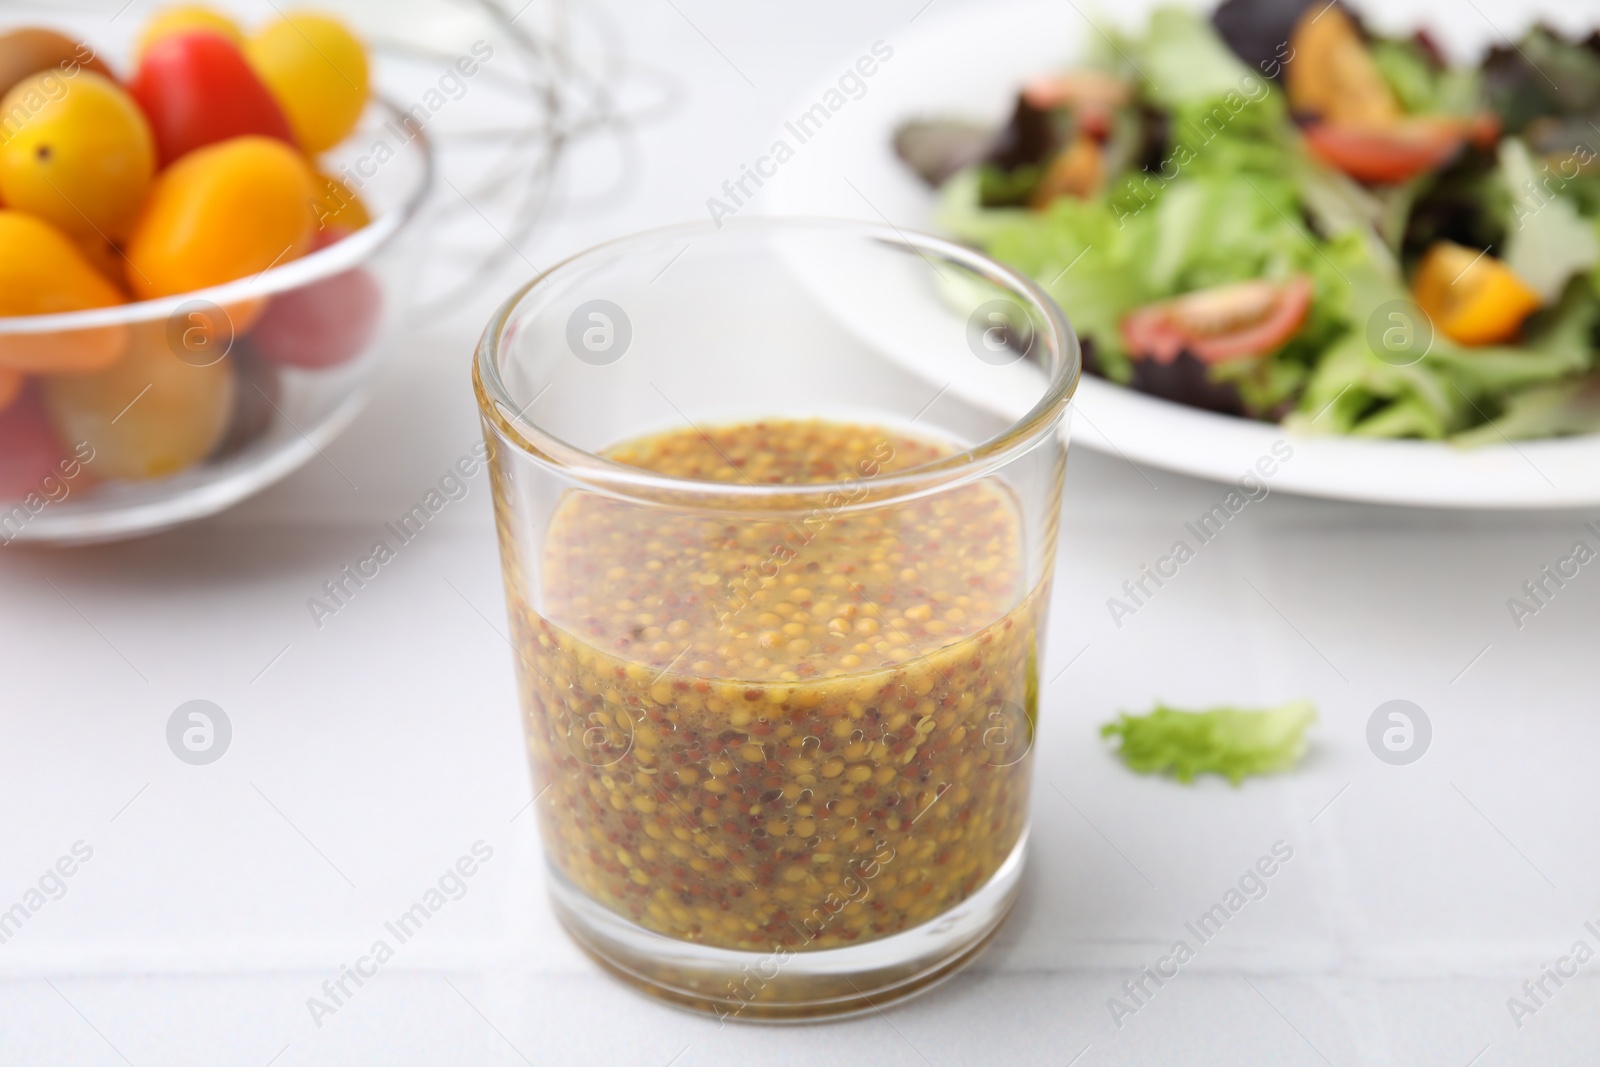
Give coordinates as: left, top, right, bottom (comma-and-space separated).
3, 1, 1599, 1064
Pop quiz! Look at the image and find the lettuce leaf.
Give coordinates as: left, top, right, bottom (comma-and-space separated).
1101, 700, 1317, 785
1118, 6, 1257, 110
940, 172, 1152, 380
1371, 39, 1484, 117
1500, 138, 1600, 303
1453, 373, 1600, 444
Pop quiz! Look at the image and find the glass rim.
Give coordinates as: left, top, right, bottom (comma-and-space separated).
0, 97, 435, 336
473, 216, 1080, 505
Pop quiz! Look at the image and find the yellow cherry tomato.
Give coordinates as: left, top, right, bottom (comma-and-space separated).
1412, 241, 1542, 346
0, 210, 129, 374
123, 135, 316, 300
0, 71, 155, 241
43, 321, 234, 480
245, 11, 369, 153
136, 5, 243, 57
311, 171, 371, 233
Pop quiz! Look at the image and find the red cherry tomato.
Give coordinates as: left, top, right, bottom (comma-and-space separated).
248, 229, 382, 369
0, 383, 70, 503
1120, 276, 1313, 365
129, 31, 294, 166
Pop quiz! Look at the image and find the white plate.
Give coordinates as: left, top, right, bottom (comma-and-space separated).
765, 0, 1600, 508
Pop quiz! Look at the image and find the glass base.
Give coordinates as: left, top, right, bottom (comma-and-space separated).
545, 828, 1027, 1023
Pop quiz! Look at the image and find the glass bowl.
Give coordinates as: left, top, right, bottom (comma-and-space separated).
0, 97, 432, 545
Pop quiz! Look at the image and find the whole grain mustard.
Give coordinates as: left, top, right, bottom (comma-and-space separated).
505, 420, 1042, 951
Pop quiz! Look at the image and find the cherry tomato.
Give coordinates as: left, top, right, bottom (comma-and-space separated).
0, 383, 72, 502
1412, 242, 1541, 346
1030, 132, 1104, 207
44, 321, 234, 480
0, 210, 128, 374
124, 135, 316, 300
0, 70, 155, 241
75, 235, 127, 284
246, 11, 369, 153
130, 31, 294, 166
0, 28, 112, 100
1303, 116, 1496, 185
0, 211, 123, 315
1285, 4, 1399, 125
249, 228, 382, 369
311, 171, 371, 234
137, 5, 242, 57
1120, 277, 1313, 365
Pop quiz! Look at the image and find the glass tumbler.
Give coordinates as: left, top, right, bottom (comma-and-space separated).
474, 218, 1078, 1020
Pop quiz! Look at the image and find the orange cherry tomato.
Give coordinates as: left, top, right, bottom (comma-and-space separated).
123, 135, 316, 300
74, 235, 129, 286
310, 171, 371, 233
0, 211, 124, 315
0, 70, 155, 241
1030, 132, 1104, 207
1286, 5, 1398, 124
1412, 242, 1541, 346
43, 321, 234, 480
0, 210, 129, 374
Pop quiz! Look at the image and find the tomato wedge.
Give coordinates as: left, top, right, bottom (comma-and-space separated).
1030, 132, 1103, 207
1285, 4, 1400, 125
1411, 241, 1540, 346
1304, 114, 1499, 184
1120, 277, 1313, 365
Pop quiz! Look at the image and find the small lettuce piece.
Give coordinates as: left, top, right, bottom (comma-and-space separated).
1101, 700, 1317, 785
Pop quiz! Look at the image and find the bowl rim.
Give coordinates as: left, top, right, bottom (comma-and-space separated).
0, 96, 435, 336
473, 216, 1080, 508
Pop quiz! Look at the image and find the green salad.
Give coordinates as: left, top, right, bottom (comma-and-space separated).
894, 0, 1600, 441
